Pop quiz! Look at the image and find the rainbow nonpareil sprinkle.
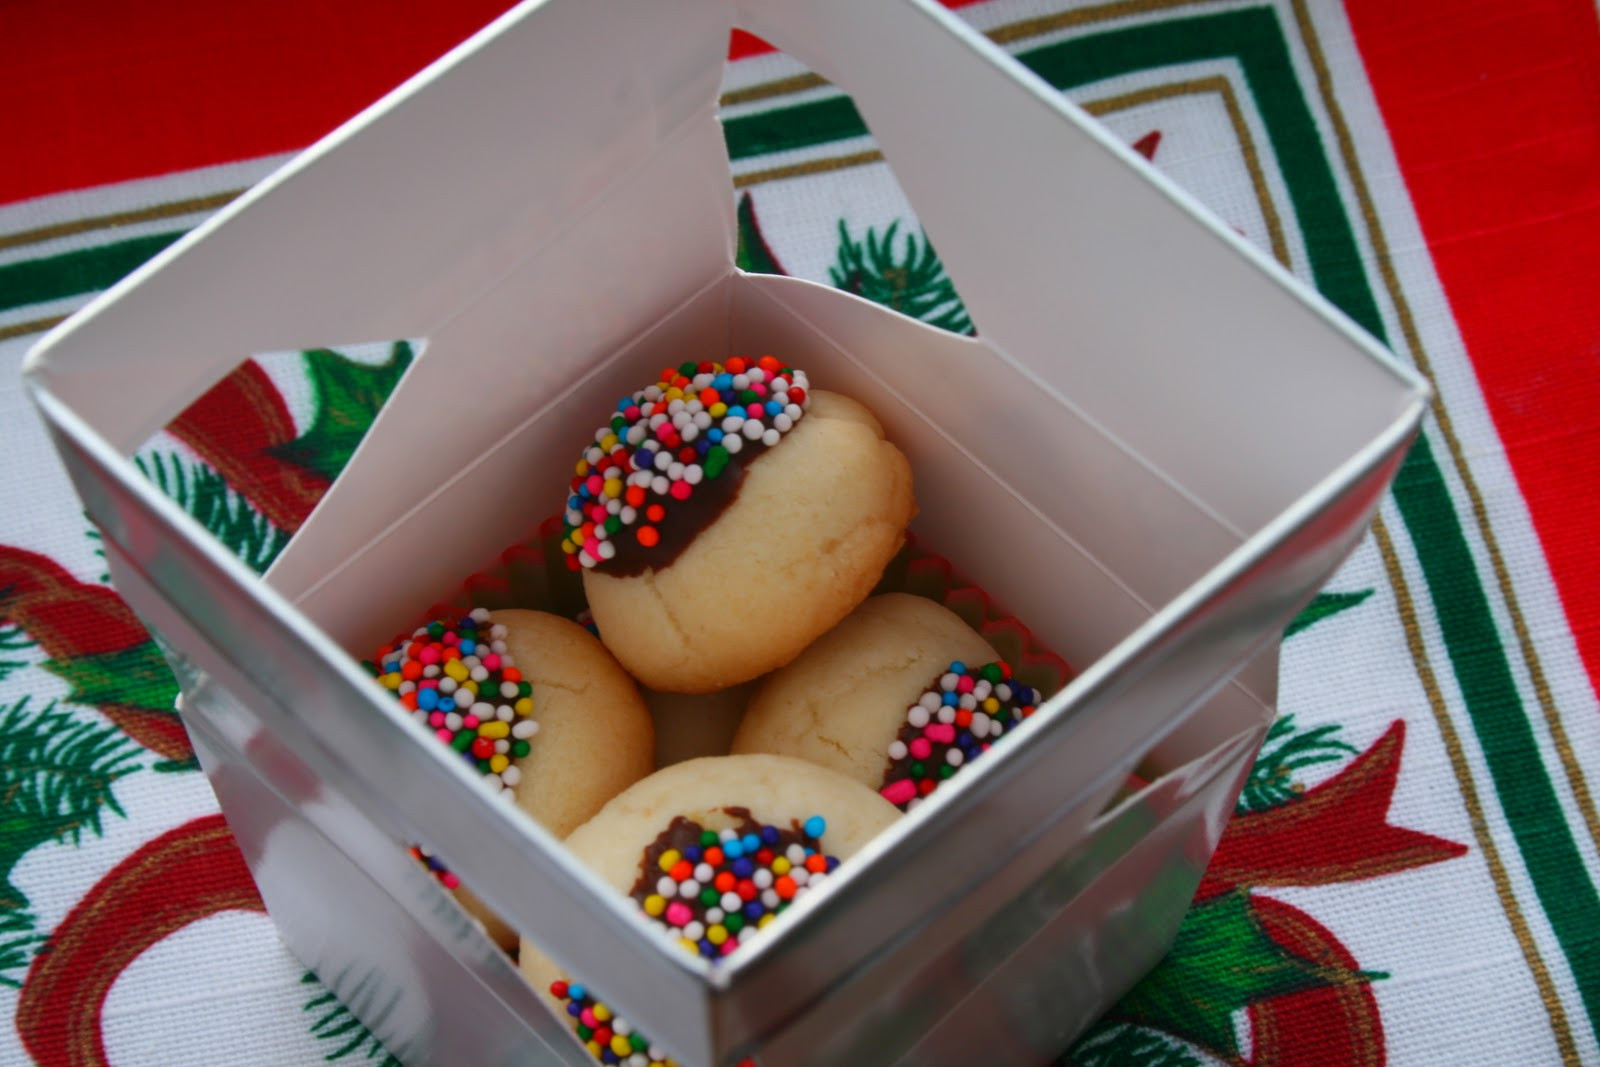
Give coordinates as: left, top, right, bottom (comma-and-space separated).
550, 815, 837, 1065
366, 608, 537, 890
366, 608, 539, 797
880, 661, 1038, 811
366, 605, 539, 791
561, 357, 810, 570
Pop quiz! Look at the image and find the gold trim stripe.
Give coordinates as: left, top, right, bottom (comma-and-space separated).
0, 190, 241, 253
0, 314, 66, 343
720, 0, 1210, 108
734, 149, 884, 189
986, 0, 1212, 44
1287, 0, 1600, 866
1374, 515, 1581, 1065
722, 72, 828, 108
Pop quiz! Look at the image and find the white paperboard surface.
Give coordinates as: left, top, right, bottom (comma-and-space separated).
22, 0, 1430, 1062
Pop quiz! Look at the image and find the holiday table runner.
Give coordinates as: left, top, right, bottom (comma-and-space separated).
3, 0, 1598, 1063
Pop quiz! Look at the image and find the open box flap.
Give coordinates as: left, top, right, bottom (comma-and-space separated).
21, 0, 735, 457
265, 119, 739, 609
735, 0, 1429, 537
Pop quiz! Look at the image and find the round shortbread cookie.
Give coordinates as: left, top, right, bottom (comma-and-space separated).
429, 609, 654, 948
731, 594, 999, 789
520, 754, 899, 1016
583, 390, 915, 693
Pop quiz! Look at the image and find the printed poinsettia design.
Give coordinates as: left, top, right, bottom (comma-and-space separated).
1064, 593, 1467, 1067
3, 344, 413, 1036
3, 170, 1462, 1067
735, 190, 1469, 1066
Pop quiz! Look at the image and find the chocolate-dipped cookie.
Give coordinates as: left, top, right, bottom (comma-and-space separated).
519, 755, 899, 1062
732, 593, 1044, 811
368, 607, 654, 947
560, 358, 915, 693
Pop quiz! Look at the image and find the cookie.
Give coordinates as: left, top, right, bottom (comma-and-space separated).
561, 358, 915, 693
519, 754, 899, 1057
370, 607, 654, 947
644, 682, 753, 769
732, 593, 1043, 810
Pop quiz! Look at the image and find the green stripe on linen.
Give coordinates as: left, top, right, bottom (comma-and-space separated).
0, 232, 182, 314
3, 7, 1596, 1032
722, 4, 1600, 1037
1033, 8, 1600, 1034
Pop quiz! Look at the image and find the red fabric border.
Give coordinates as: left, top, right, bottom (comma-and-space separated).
1346, 0, 1600, 696
1, 0, 511, 206
0, 0, 988, 208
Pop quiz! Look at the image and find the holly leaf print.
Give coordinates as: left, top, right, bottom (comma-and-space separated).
1113, 889, 1363, 1057
735, 192, 786, 275
271, 342, 415, 483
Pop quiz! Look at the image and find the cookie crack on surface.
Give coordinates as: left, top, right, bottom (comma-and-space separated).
640, 570, 693, 654
524, 674, 592, 696
813, 731, 853, 760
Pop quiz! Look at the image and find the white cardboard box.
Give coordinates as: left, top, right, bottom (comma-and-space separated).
23, 1, 1428, 1063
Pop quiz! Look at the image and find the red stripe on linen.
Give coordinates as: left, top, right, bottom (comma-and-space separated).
1346, 0, 1600, 693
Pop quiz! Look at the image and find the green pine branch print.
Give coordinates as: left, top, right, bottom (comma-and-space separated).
135, 451, 290, 575
1070, 1021, 1204, 1067
0, 695, 141, 909
0, 622, 31, 684
301, 970, 404, 1065
0, 906, 45, 990
831, 219, 974, 335
84, 526, 110, 583
1284, 589, 1373, 639
1236, 713, 1357, 814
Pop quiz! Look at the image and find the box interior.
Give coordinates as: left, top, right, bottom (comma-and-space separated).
21, 0, 1429, 1057
20, 0, 1421, 736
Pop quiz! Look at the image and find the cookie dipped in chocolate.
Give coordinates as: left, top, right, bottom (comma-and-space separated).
573, 374, 916, 694
519, 756, 899, 1061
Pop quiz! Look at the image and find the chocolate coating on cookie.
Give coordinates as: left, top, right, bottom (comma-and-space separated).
879, 660, 1038, 810
561, 357, 810, 574
582, 392, 916, 693
523, 757, 894, 1064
